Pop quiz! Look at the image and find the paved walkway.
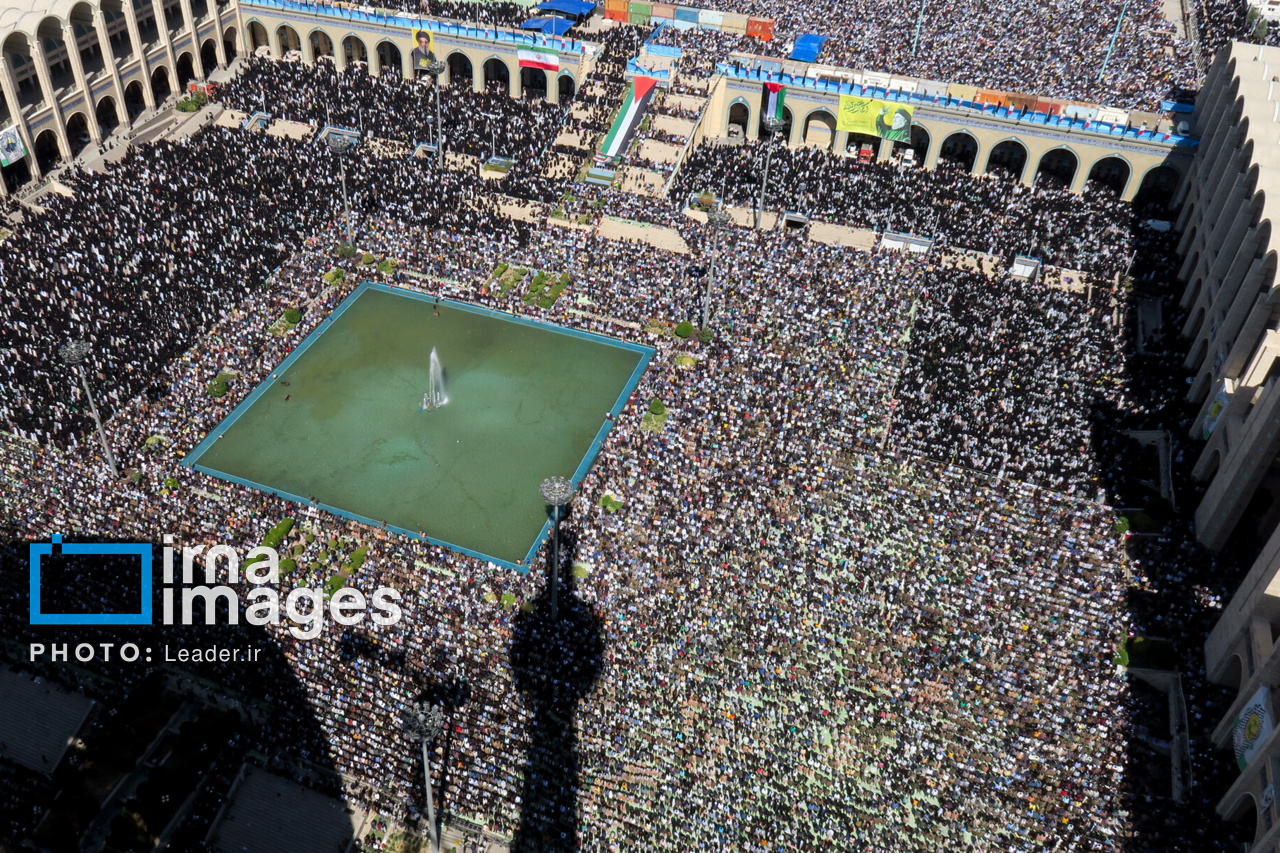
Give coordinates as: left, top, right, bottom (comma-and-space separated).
596, 215, 690, 254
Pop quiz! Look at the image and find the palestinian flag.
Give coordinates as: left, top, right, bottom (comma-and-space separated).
518, 46, 558, 71
600, 76, 657, 158
762, 81, 786, 121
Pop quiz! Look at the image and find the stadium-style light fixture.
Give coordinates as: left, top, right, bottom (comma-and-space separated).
756, 115, 786, 229
540, 476, 575, 621
59, 340, 119, 478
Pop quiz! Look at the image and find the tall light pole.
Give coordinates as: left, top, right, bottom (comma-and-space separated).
911, 0, 927, 56
323, 132, 358, 247
540, 476, 575, 621
425, 58, 446, 151
703, 206, 731, 329
755, 115, 784, 229
405, 702, 445, 853
479, 110, 499, 161
59, 341, 118, 478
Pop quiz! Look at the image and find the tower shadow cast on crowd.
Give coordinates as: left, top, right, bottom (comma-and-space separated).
508, 523, 603, 853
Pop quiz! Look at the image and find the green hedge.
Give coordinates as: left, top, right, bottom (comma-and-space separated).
207, 378, 228, 398
538, 273, 570, 308
175, 92, 208, 113
335, 243, 359, 259
283, 308, 302, 325
344, 545, 368, 572
698, 326, 714, 343
649, 398, 666, 415
246, 519, 294, 568
674, 320, 694, 339
361, 252, 377, 265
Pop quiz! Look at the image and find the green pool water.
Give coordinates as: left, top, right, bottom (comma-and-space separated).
188, 286, 647, 565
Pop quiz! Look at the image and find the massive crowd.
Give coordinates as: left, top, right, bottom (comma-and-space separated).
0, 10, 1259, 853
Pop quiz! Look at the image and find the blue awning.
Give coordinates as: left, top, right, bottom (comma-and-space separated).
789, 33, 828, 62
1160, 100, 1195, 113
535, 0, 596, 16
521, 16, 574, 34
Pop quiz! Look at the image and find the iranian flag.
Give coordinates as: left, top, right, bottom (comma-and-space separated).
518, 46, 558, 71
762, 81, 786, 120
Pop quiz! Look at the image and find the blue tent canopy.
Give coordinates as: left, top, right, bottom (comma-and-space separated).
535, 0, 596, 16
521, 16, 574, 34
789, 33, 828, 62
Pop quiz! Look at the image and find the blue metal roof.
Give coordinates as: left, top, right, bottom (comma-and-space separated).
534, 0, 596, 16
789, 33, 828, 62
521, 16, 574, 34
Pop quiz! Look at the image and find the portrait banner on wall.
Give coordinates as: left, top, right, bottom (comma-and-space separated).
837, 96, 913, 143
0, 125, 26, 167
410, 29, 436, 77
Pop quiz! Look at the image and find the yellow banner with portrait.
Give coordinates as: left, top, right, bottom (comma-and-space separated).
411, 29, 437, 77
837, 96, 914, 143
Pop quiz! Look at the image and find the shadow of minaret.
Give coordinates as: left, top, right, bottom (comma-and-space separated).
509, 524, 603, 853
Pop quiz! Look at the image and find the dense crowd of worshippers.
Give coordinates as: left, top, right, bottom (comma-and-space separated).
0, 12, 1263, 853
341, 0, 1201, 110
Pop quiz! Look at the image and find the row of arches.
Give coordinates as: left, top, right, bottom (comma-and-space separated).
2, 4, 236, 121
245, 22, 577, 101
0, 0, 242, 190
725, 101, 1180, 203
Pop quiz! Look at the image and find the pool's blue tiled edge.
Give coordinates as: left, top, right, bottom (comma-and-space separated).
182, 280, 655, 574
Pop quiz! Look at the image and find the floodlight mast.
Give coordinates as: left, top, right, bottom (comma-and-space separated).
540, 476, 576, 621
59, 341, 118, 478
405, 703, 445, 853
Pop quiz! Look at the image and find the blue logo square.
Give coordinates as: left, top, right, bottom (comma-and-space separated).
29, 535, 153, 625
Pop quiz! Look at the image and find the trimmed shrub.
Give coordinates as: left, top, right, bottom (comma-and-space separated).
175, 92, 207, 113
263, 518, 295, 550
279, 557, 297, 575
305, 532, 316, 544
207, 378, 228, 398
361, 252, 377, 266
335, 243, 359, 259
344, 545, 369, 572
377, 259, 397, 274
674, 320, 694, 339
162, 477, 179, 491
215, 372, 237, 385
697, 326, 714, 343
283, 308, 302, 325
649, 399, 666, 416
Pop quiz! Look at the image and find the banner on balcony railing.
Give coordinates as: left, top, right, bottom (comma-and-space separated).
837, 96, 913, 143
1234, 687, 1273, 770
0, 125, 25, 167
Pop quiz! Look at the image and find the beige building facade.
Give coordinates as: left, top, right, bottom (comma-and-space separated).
1176, 42, 1280, 552
0, 0, 240, 188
